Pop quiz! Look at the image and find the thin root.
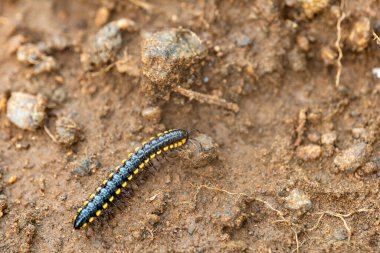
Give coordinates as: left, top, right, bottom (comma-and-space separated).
191, 184, 300, 253
174, 86, 240, 113
335, 0, 346, 87
309, 208, 371, 242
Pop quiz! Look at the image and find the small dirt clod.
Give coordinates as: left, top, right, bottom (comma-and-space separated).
6, 92, 47, 131
296, 144, 322, 161
285, 188, 312, 215
55, 117, 80, 146
333, 142, 367, 173
141, 28, 206, 97
81, 18, 136, 71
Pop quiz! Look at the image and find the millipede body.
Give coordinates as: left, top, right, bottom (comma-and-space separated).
73, 129, 189, 229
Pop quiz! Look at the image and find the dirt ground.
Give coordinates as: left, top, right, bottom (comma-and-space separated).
1, 0, 380, 252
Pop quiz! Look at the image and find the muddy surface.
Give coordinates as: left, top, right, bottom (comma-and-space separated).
1, 0, 380, 252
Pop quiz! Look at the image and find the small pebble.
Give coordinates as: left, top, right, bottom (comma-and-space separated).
300, 0, 329, 18
8, 175, 17, 184
81, 18, 136, 71
0, 194, 7, 218
296, 144, 322, 161
321, 46, 337, 65
333, 228, 348, 241
296, 35, 310, 52
55, 117, 79, 146
95, 7, 110, 27
352, 128, 366, 139
6, 92, 46, 131
71, 156, 101, 177
17, 43, 57, 74
285, 188, 312, 214
141, 106, 162, 123
372, 68, 380, 79
187, 222, 196, 235
288, 48, 306, 72
146, 213, 160, 225
321, 131, 337, 145
348, 17, 371, 52
361, 161, 377, 175
235, 34, 252, 47
184, 133, 217, 168
333, 142, 367, 173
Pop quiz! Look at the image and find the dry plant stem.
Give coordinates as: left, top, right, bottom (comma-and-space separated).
335, 1, 346, 87
174, 86, 240, 113
191, 184, 300, 253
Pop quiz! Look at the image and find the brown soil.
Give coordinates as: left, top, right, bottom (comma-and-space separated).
1, 0, 380, 252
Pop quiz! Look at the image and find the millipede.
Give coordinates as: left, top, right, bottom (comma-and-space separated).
73, 129, 189, 229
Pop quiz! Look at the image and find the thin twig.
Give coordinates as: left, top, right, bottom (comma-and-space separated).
335, 0, 346, 87
44, 125, 59, 143
174, 86, 240, 113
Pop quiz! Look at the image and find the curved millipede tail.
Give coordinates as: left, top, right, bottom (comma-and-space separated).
73, 129, 189, 229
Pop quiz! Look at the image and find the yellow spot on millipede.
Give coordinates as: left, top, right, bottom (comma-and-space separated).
174, 143, 178, 148
135, 147, 140, 152
83, 201, 89, 206
128, 175, 133, 180
96, 187, 101, 193
109, 173, 114, 179
89, 217, 94, 223
103, 203, 108, 209
142, 141, 147, 146
150, 154, 156, 159
89, 194, 95, 200
73, 215, 77, 221
144, 158, 149, 164
77, 208, 82, 213
115, 166, 120, 172
122, 181, 127, 187
139, 163, 144, 169
115, 188, 121, 195
149, 137, 155, 140
164, 130, 168, 134
178, 142, 183, 147
181, 139, 187, 144
135, 168, 140, 174
122, 159, 127, 164
82, 223, 87, 228
157, 150, 162, 155
163, 146, 169, 151
102, 180, 108, 186
128, 153, 133, 158
170, 144, 174, 149
96, 210, 101, 216
109, 196, 114, 202
157, 133, 163, 137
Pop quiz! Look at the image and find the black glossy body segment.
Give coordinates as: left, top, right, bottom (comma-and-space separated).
73, 129, 189, 229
